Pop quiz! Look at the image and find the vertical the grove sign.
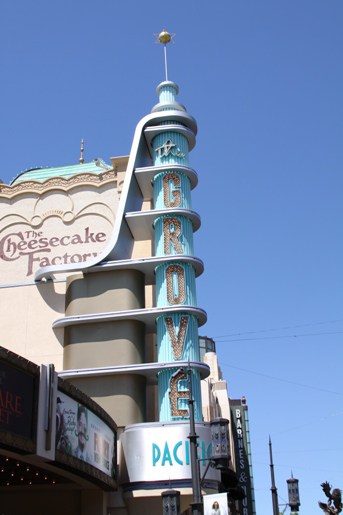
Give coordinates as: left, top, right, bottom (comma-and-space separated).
121, 421, 220, 484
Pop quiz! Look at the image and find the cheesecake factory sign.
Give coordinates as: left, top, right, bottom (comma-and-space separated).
0, 178, 117, 284
0, 226, 107, 277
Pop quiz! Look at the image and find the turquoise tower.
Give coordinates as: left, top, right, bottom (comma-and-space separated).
152, 58, 203, 421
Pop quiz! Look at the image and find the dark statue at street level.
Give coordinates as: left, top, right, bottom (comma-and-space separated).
319, 482, 342, 514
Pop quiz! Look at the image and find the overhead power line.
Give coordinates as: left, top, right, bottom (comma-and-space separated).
213, 319, 343, 340
215, 330, 343, 343
220, 362, 342, 395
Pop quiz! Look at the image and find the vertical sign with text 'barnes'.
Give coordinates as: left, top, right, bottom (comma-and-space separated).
231, 401, 256, 515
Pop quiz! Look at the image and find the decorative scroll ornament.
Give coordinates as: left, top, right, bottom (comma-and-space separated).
155, 139, 185, 160
318, 482, 342, 514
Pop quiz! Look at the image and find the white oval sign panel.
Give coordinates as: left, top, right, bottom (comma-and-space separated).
121, 421, 220, 483
0, 178, 118, 284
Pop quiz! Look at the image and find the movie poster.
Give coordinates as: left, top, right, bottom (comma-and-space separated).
55, 391, 115, 478
203, 492, 229, 515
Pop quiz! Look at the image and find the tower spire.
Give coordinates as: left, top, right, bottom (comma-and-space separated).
79, 138, 85, 164
152, 29, 186, 114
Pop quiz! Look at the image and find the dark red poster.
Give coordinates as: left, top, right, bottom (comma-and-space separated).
0, 360, 35, 438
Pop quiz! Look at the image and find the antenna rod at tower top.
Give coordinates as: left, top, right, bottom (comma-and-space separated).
269, 437, 280, 515
157, 28, 174, 81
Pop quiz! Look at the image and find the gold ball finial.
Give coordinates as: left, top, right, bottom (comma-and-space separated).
158, 28, 171, 45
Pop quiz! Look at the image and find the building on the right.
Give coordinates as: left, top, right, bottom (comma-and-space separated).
230, 398, 256, 515
200, 336, 256, 515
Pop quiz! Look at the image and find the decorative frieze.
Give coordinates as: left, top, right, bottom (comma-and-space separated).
0, 170, 117, 199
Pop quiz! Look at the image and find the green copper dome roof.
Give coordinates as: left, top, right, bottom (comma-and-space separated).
10, 158, 111, 185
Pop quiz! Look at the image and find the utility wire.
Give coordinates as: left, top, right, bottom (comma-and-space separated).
220, 362, 342, 395
215, 330, 343, 343
213, 319, 343, 340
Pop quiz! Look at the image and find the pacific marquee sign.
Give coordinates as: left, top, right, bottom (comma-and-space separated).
121, 421, 220, 485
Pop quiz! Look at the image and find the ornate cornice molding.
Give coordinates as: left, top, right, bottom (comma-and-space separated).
0, 170, 117, 199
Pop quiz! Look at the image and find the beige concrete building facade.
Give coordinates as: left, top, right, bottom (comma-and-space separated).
0, 70, 255, 514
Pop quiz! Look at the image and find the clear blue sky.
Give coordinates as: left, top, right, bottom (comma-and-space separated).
1, 1, 342, 513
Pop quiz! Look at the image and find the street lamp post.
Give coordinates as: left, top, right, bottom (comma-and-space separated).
187, 366, 231, 515
187, 366, 203, 515
269, 437, 280, 515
